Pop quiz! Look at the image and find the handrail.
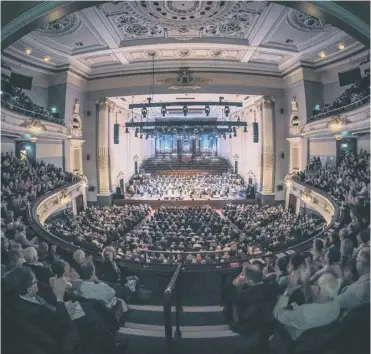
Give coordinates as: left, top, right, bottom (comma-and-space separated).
1, 91, 64, 124
164, 263, 182, 353
308, 94, 370, 121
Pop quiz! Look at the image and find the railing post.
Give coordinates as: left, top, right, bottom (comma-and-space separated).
174, 275, 182, 340
164, 296, 173, 354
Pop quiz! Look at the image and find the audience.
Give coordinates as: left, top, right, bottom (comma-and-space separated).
1, 73, 63, 124
308, 76, 370, 122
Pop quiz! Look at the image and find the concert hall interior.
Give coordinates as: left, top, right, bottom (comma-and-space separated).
1, 1, 370, 354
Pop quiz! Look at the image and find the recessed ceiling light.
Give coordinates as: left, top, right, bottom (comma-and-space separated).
25, 48, 32, 55
338, 43, 345, 50
319, 51, 326, 58
43, 56, 50, 62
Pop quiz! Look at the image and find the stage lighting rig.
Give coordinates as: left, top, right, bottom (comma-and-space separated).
141, 106, 148, 118
244, 126, 247, 133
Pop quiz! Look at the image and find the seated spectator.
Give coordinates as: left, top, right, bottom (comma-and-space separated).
273, 273, 341, 341
72, 262, 128, 314
2, 267, 77, 354
311, 238, 325, 267
274, 256, 289, 291
310, 247, 342, 283
336, 247, 370, 313
23, 246, 53, 285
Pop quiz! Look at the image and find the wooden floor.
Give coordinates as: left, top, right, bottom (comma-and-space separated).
114, 198, 256, 208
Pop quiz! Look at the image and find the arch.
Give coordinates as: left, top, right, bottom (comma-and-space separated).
1, 1, 369, 50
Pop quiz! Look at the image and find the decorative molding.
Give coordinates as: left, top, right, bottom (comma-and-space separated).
326, 115, 351, 131
300, 188, 317, 204
287, 10, 329, 32
99, 1, 265, 41
98, 147, 109, 169
19, 119, 47, 131
157, 67, 213, 90
36, 14, 81, 37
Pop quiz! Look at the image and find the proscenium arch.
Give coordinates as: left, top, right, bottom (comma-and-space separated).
1, 1, 370, 50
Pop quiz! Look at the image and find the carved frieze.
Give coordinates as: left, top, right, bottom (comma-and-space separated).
19, 119, 47, 131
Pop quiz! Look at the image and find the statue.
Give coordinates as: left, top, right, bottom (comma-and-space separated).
291, 97, 298, 112
73, 99, 80, 115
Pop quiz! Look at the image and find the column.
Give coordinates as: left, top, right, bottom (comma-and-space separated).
71, 198, 77, 216
257, 96, 275, 204
95, 98, 115, 205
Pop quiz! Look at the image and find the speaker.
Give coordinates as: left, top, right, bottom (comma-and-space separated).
87, 110, 91, 117
114, 123, 120, 144
281, 152, 285, 159
253, 122, 259, 143
88, 186, 95, 192
280, 108, 284, 114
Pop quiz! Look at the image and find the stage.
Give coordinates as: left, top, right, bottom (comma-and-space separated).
114, 196, 256, 209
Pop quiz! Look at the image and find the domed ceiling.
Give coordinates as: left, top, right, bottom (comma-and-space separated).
2, 1, 366, 78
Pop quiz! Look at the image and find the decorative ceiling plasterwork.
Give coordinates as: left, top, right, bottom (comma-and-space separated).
287, 10, 329, 32
98, 1, 266, 41
36, 14, 81, 37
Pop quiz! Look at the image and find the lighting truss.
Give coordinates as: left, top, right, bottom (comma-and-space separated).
128, 101, 243, 109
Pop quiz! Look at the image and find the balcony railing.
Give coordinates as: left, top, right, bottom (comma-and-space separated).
1, 91, 64, 124
308, 95, 370, 122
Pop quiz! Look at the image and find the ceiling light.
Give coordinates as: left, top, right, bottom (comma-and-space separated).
43, 56, 50, 62
338, 43, 345, 50
25, 48, 32, 55
319, 51, 326, 58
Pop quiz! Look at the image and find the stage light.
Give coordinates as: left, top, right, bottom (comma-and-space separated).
224, 106, 230, 117
140, 134, 143, 139
141, 106, 148, 118
233, 127, 237, 137
161, 106, 167, 117
183, 105, 188, 117
205, 105, 210, 116
229, 133, 232, 139
125, 127, 129, 133
145, 134, 149, 139
244, 126, 247, 133
135, 128, 139, 137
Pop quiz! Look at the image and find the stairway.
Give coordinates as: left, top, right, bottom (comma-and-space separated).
119, 304, 257, 354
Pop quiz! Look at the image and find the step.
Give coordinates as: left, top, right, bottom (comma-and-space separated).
120, 323, 239, 339
127, 305, 226, 326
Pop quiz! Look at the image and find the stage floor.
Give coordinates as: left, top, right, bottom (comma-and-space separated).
114, 197, 255, 208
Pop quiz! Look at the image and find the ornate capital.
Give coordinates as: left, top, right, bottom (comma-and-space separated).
256, 96, 273, 109
262, 146, 274, 168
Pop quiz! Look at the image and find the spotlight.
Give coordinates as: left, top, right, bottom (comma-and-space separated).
125, 127, 129, 133
319, 51, 326, 58
135, 128, 139, 137
224, 106, 230, 117
140, 134, 143, 139
229, 133, 232, 139
183, 105, 188, 117
145, 134, 149, 140
141, 106, 148, 118
244, 127, 247, 133
205, 105, 210, 116
161, 106, 167, 117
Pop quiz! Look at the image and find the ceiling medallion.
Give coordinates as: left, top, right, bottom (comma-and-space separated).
287, 10, 328, 32
100, 1, 261, 41
36, 14, 81, 36
144, 50, 162, 59
157, 67, 213, 90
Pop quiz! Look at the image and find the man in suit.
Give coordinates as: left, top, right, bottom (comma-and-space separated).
2, 266, 77, 354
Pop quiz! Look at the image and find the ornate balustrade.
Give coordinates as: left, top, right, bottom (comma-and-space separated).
285, 174, 341, 226
303, 104, 370, 138
1, 106, 69, 139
